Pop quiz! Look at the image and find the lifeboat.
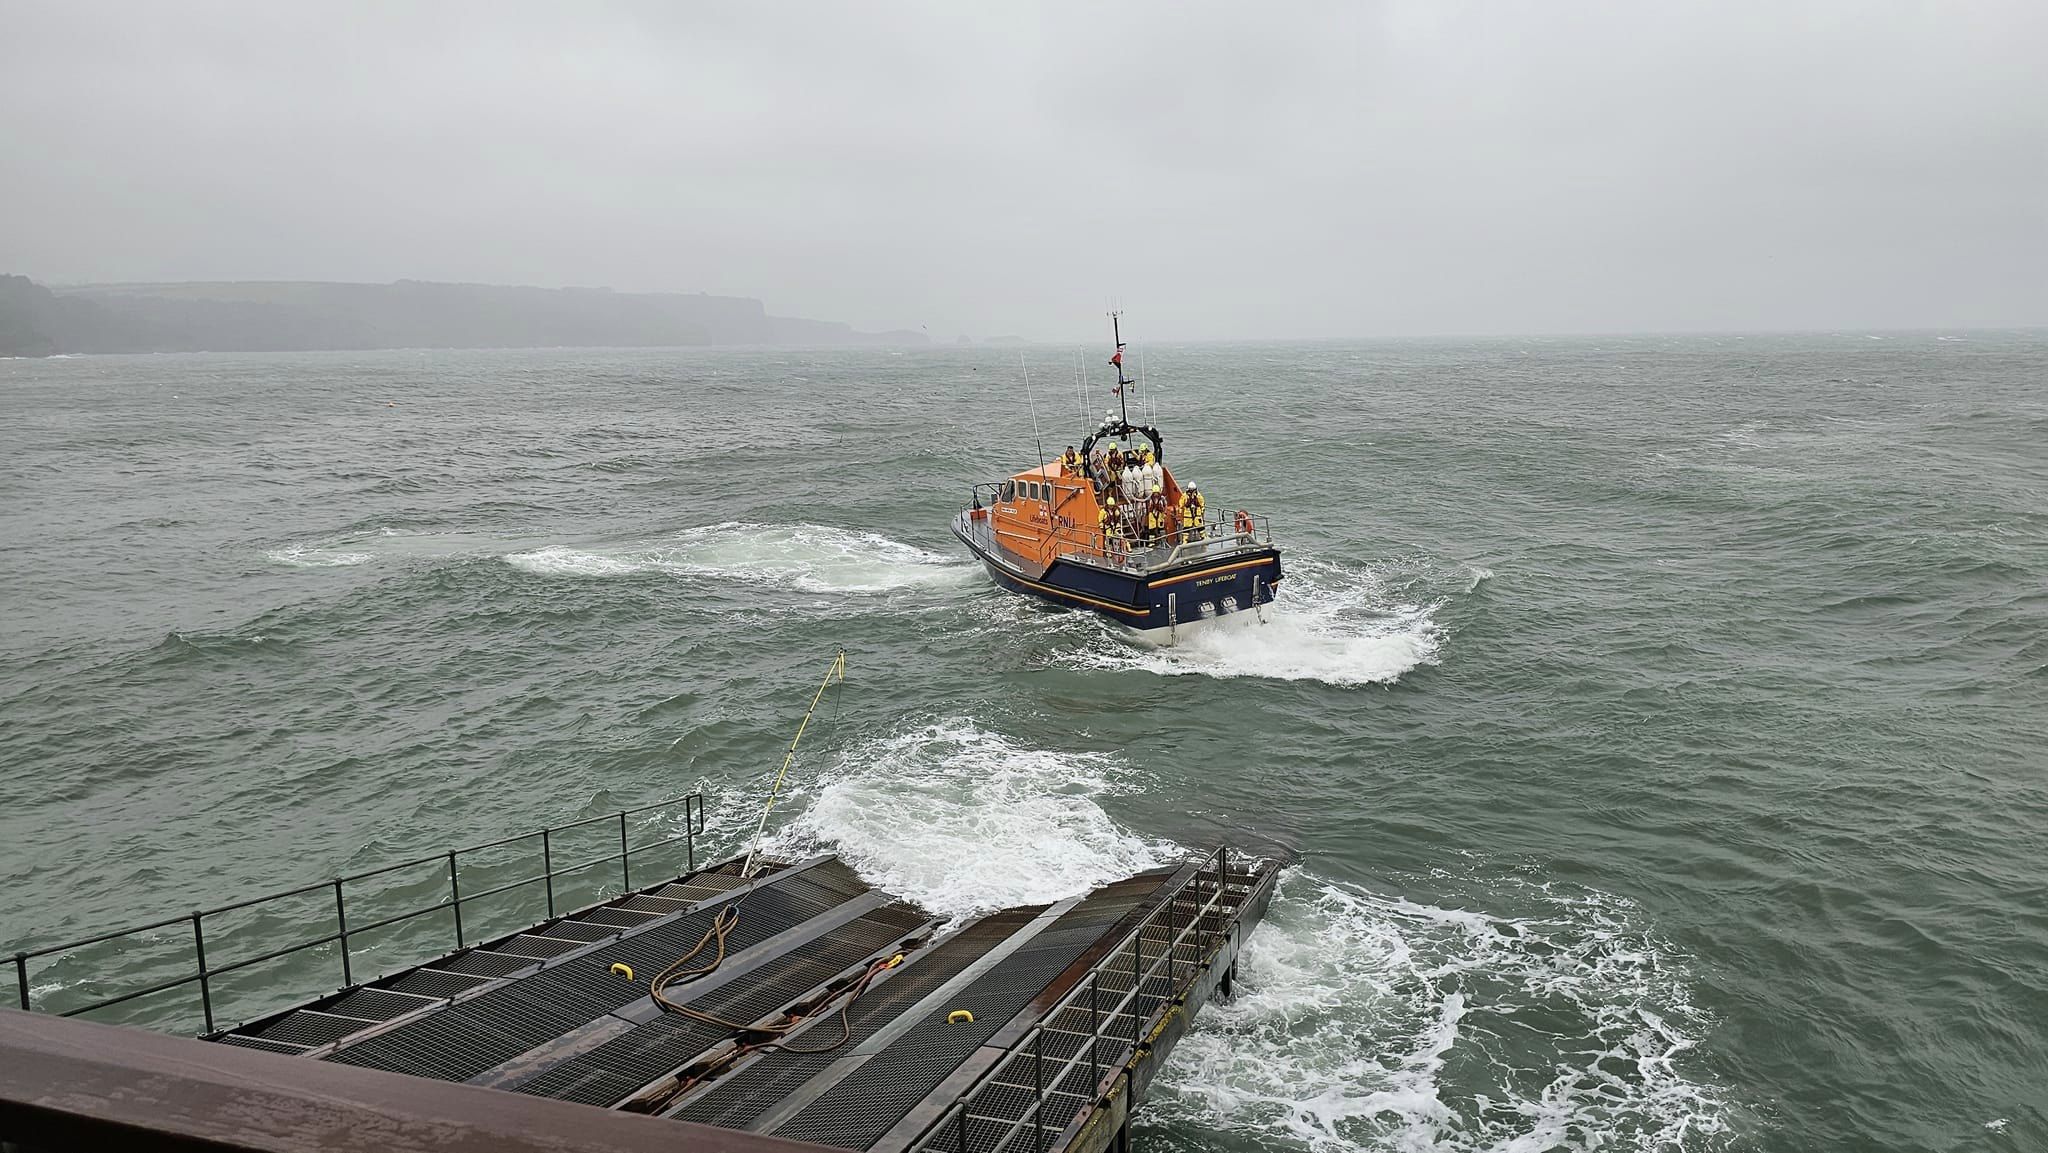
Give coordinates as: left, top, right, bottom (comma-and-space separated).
951, 315, 1282, 637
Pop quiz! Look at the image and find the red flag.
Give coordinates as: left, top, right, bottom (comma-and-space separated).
1109, 349, 1123, 368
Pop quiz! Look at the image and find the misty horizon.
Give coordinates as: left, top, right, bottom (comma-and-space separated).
19, 273, 2048, 347
4, 2, 2044, 342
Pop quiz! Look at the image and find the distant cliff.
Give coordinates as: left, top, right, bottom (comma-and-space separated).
0, 275, 926, 356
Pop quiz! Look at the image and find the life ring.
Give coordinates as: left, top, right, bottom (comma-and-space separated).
1234, 509, 1254, 537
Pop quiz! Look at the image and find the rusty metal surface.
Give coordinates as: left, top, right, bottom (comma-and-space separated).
0, 1008, 838, 1153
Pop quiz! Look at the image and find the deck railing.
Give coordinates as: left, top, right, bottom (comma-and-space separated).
968, 488, 1273, 575
913, 848, 1246, 1153
8, 793, 707, 1035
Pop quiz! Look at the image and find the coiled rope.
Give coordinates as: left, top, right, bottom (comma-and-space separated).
632, 649, 884, 1108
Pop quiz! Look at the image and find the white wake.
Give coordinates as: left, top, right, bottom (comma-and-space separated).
505, 522, 970, 593
1066, 556, 1445, 686
264, 544, 375, 567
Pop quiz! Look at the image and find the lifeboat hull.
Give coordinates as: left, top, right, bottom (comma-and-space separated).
951, 512, 1281, 631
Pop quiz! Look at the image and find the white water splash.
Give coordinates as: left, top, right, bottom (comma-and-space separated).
504, 522, 969, 592
753, 715, 1731, 1148
1149, 874, 1734, 1152
763, 717, 1170, 919
1066, 556, 1443, 686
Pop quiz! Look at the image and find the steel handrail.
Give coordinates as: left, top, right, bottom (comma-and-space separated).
11, 792, 709, 1032
1054, 514, 1272, 571
921, 849, 1241, 1153
963, 854, 1231, 1153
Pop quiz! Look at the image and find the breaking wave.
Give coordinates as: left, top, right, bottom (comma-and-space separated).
504, 522, 969, 592
763, 717, 1170, 919
1147, 874, 1735, 1152
1066, 556, 1443, 686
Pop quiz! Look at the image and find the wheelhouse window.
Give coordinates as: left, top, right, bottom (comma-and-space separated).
1001, 481, 1016, 502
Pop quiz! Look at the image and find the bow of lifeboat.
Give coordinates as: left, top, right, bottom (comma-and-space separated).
952, 452, 1281, 635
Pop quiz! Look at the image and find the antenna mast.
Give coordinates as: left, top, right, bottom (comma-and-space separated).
1022, 352, 1046, 472
1109, 310, 1133, 425
1074, 348, 1088, 425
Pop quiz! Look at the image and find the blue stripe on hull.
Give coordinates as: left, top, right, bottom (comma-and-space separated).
956, 521, 1281, 631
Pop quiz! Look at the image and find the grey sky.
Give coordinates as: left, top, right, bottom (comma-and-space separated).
3, 1, 2044, 340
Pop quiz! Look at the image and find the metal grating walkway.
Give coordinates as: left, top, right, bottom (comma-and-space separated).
669, 906, 1048, 1130
768, 872, 1173, 1150
510, 897, 931, 1106
317, 858, 870, 1082
192, 846, 1281, 1153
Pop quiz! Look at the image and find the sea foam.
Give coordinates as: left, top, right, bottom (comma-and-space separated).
1147, 875, 1736, 1151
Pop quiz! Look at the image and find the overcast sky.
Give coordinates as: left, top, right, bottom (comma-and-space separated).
3, 2, 2043, 340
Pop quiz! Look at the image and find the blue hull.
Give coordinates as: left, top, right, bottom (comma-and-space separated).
952, 516, 1281, 631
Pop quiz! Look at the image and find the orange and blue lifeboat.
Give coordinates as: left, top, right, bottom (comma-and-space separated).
951, 419, 1282, 634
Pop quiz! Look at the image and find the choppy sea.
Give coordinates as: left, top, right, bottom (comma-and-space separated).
2, 333, 2044, 1151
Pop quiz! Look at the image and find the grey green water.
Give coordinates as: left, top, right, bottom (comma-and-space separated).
2, 336, 2044, 1151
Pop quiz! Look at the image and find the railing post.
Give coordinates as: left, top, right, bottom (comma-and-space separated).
618, 811, 631, 892
1033, 1031, 1045, 1153
1088, 977, 1101, 1089
448, 851, 464, 949
956, 1102, 969, 1153
685, 797, 696, 872
14, 951, 28, 1011
1131, 932, 1144, 1044
333, 879, 351, 988
1217, 847, 1229, 951
191, 913, 214, 1034
542, 827, 555, 918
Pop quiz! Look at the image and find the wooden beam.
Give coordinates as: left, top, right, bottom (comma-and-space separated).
0, 1008, 837, 1153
